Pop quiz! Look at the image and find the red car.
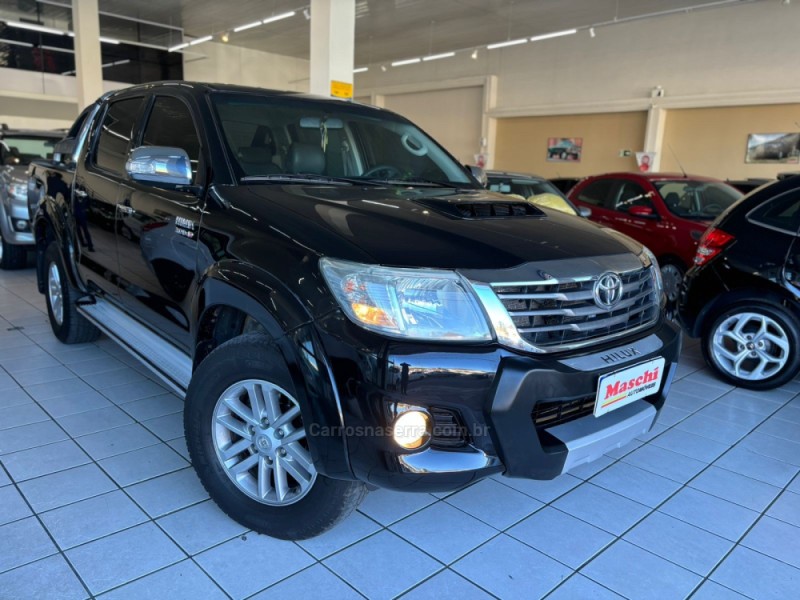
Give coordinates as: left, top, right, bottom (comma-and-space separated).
569, 172, 742, 302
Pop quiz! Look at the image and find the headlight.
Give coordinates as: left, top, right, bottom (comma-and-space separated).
639, 246, 665, 306
320, 258, 492, 341
9, 183, 27, 201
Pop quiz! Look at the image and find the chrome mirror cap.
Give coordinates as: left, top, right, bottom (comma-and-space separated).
126, 146, 192, 186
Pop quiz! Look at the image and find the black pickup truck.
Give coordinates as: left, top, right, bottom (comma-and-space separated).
31, 82, 680, 540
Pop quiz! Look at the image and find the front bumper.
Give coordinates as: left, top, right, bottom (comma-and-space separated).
316, 314, 681, 491
1, 195, 34, 245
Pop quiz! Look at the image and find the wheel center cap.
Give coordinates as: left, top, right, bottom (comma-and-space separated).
747, 342, 755, 350
256, 436, 271, 450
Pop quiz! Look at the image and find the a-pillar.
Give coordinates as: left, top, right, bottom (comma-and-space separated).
309, 0, 355, 99
72, 0, 104, 110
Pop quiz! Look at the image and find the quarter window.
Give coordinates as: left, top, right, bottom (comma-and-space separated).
94, 97, 143, 176
749, 192, 800, 233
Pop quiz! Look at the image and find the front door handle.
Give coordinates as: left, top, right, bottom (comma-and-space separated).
74, 189, 88, 198
117, 203, 134, 215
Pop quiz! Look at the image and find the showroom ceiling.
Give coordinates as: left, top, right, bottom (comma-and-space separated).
0, 0, 763, 64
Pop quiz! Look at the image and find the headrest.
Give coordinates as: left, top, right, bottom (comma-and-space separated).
237, 147, 272, 164
286, 142, 325, 175
663, 192, 681, 208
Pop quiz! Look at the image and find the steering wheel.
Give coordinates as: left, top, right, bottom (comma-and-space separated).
704, 203, 723, 215
363, 164, 403, 180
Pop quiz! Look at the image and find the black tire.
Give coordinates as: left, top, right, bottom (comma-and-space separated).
701, 301, 800, 390
185, 334, 367, 540
44, 242, 101, 344
659, 259, 685, 307
0, 233, 27, 270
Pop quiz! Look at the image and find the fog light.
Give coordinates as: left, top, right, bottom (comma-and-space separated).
13, 219, 29, 231
392, 409, 431, 450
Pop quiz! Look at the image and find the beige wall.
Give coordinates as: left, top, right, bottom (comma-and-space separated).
183, 42, 310, 92
661, 104, 800, 180
383, 86, 483, 165
494, 111, 647, 178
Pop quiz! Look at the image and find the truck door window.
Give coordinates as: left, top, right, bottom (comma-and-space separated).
141, 96, 202, 182
94, 97, 144, 176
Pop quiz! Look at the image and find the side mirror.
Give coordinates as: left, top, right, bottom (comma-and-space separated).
52, 137, 77, 163
466, 164, 487, 187
579, 206, 592, 218
629, 205, 658, 219
126, 146, 192, 186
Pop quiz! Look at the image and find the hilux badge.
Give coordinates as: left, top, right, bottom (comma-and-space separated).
593, 272, 623, 309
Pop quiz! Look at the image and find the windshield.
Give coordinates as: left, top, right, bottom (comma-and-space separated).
654, 180, 742, 219
211, 93, 474, 187
1, 135, 60, 166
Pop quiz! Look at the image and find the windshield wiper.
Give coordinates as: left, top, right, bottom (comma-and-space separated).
363, 177, 463, 188
241, 174, 353, 186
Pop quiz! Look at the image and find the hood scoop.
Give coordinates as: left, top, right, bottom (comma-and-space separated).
414, 198, 545, 220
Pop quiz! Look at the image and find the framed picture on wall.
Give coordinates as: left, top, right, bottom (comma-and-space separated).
745, 133, 800, 164
547, 137, 582, 162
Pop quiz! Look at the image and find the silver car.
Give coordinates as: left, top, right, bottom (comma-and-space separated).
0, 127, 62, 269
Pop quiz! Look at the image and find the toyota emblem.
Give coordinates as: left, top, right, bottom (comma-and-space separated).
593, 273, 623, 309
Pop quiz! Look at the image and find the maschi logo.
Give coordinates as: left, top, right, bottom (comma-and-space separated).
593, 272, 623, 309
604, 366, 660, 401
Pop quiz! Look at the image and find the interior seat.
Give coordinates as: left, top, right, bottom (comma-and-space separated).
286, 142, 325, 175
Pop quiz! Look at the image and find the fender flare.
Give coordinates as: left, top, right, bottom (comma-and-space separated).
694, 285, 800, 338
192, 262, 355, 480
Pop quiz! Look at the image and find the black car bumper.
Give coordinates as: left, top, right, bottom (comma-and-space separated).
315, 313, 681, 492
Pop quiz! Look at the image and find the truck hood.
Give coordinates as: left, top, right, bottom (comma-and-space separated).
229, 184, 643, 270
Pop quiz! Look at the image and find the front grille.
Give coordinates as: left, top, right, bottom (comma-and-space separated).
532, 397, 595, 430
492, 267, 658, 351
430, 407, 469, 448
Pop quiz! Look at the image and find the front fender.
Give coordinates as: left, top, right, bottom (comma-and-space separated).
192, 265, 354, 479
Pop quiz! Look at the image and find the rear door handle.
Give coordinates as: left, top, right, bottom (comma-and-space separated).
74, 189, 88, 198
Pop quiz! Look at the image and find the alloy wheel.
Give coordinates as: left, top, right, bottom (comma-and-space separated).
711, 311, 790, 381
660, 263, 683, 303
212, 379, 317, 506
47, 262, 64, 326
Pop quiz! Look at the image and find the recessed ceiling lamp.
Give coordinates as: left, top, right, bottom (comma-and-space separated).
391, 57, 421, 66
380, 65, 387, 72
471, 48, 479, 59
354, 66, 368, 73
423, 51, 455, 62
303, 8, 311, 20
530, 28, 577, 42
589, 27, 596, 38
221, 31, 230, 43
486, 38, 527, 50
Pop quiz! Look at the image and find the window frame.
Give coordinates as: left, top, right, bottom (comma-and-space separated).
746, 189, 800, 236
88, 95, 146, 178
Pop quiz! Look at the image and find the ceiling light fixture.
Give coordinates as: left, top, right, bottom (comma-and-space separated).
233, 20, 262, 33
168, 42, 190, 52
221, 31, 230, 43
262, 11, 296, 25
486, 38, 527, 50
380, 65, 387, 72
471, 48, 479, 59
391, 57, 421, 66
189, 35, 213, 45
99, 36, 120, 44
589, 27, 596, 38
354, 67, 368, 73
303, 8, 311, 20
530, 28, 577, 42
5, 21, 66, 35
423, 51, 455, 62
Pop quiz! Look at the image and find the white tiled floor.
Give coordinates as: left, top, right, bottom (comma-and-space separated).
1, 266, 799, 599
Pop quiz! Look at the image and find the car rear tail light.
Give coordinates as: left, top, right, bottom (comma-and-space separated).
694, 227, 734, 266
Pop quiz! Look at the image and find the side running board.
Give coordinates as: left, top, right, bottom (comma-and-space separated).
78, 298, 192, 396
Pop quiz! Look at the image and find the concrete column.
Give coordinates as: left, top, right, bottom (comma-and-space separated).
309, 0, 355, 98
643, 105, 667, 171
72, 0, 104, 109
